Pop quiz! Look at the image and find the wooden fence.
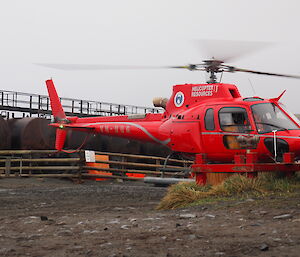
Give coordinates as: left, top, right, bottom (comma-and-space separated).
0, 150, 193, 181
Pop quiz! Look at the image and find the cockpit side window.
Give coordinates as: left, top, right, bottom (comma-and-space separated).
204, 108, 215, 130
219, 107, 250, 133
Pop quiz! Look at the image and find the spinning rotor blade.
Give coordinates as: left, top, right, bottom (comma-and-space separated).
35, 63, 206, 71
36, 62, 300, 79
36, 39, 300, 81
35, 63, 169, 70
168, 64, 205, 71
228, 66, 300, 79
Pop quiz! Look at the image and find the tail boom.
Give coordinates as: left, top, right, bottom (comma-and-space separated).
45, 79, 169, 150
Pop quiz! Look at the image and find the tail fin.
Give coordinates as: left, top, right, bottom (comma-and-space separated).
46, 79, 66, 120
46, 79, 67, 151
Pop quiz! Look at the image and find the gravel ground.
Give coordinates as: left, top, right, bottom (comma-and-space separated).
0, 178, 299, 257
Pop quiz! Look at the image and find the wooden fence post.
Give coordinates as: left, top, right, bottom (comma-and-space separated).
29, 152, 32, 175
79, 150, 85, 180
19, 158, 23, 176
156, 159, 160, 171
5, 158, 11, 176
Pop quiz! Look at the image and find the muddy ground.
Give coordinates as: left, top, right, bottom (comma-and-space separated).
0, 178, 299, 257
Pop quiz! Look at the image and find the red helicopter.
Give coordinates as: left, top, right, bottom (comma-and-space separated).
43, 57, 300, 184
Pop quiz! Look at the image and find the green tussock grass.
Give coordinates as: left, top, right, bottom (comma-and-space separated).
157, 173, 300, 210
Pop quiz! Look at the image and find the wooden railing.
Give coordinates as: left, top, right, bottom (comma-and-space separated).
0, 150, 193, 181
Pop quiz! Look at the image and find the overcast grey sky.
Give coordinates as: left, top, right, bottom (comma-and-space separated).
1, 0, 300, 111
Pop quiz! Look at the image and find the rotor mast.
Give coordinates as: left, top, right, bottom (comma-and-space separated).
203, 60, 223, 84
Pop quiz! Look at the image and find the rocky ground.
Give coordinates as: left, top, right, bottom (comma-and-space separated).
0, 178, 299, 257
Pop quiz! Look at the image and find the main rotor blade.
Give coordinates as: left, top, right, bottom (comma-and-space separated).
168, 64, 205, 71
35, 63, 207, 71
35, 63, 170, 70
231, 67, 300, 79
195, 39, 273, 62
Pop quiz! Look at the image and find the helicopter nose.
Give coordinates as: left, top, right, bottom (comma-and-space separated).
290, 136, 300, 160
282, 131, 300, 161
262, 131, 300, 161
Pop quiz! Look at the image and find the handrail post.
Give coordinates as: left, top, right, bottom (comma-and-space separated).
29, 95, 32, 117
38, 95, 41, 110
71, 100, 74, 113
46, 97, 49, 111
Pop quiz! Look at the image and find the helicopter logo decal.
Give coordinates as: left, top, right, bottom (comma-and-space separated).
191, 85, 218, 97
174, 91, 185, 107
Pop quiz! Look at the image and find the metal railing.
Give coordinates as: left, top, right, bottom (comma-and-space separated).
0, 90, 162, 118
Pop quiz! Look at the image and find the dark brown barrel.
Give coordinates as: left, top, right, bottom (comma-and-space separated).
65, 131, 139, 153
140, 141, 171, 157
0, 116, 11, 149
65, 131, 105, 151
66, 130, 170, 157
8, 118, 56, 149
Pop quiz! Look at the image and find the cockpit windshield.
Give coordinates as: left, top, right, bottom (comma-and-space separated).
278, 103, 300, 126
251, 103, 299, 133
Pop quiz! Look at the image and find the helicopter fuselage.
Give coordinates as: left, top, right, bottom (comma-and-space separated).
47, 80, 300, 163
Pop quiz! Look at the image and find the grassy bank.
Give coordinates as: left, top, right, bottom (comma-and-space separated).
157, 173, 300, 210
